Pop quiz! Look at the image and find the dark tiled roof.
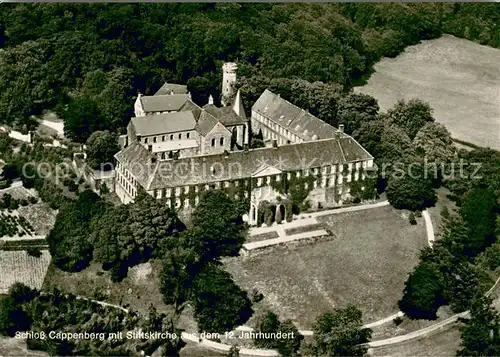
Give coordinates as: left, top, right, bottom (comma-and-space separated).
140, 94, 190, 113
114, 142, 157, 188
203, 104, 247, 126
196, 111, 219, 136
252, 89, 338, 140
155, 82, 188, 96
131, 112, 197, 136
115, 137, 373, 190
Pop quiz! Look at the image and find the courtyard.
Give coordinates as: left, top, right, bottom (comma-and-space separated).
224, 205, 427, 329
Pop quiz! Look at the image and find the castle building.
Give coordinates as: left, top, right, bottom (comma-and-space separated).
114, 63, 375, 225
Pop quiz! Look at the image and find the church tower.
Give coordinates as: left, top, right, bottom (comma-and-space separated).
221, 62, 237, 107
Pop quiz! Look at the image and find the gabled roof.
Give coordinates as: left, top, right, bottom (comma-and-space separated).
155, 82, 188, 96
115, 136, 373, 190
203, 104, 247, 126
140, 94, 191, 113
131, 112, 197, 136
196, 111, 219, 136
252, 89, 338, 141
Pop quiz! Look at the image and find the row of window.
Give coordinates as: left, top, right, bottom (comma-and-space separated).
117, 171, 136, 198
149, 169, 366, 201
254, 112, 301, 143
116, 163, 136, 186
143, 131, 192, 144
210, 136, 225, 147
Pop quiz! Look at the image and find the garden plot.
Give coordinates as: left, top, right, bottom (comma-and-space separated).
0, 249, 51, 294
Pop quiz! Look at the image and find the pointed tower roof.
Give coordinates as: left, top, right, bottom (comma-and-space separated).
232, 89, 246, 119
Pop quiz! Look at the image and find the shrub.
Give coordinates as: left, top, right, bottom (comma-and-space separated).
28, 196, 38, 204
409, 212, 417, 225
19, 199, 28, 207
26, 247, 42, 258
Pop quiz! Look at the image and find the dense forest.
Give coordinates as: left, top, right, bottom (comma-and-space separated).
0, 3, 498, 133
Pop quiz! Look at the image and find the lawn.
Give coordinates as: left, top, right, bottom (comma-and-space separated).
355, 35, 500, 150
370, 324, 463, 357
224, 206, 427, 329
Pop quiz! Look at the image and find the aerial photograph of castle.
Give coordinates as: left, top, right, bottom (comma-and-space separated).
0, 3, 498, 357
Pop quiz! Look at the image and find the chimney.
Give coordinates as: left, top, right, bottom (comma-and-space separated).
272, 139, 278, 148
338, 124, 344, 133
208, 95, 214, 105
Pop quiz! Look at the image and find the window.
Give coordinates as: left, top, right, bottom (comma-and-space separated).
178, 133, 182, 139
220, 137, 224, 146
153, 137, 157, 143
144, 137, 148, 144
170, 134, 174, 140
325, 178, 330, 187
211, 138, 216, 147
187, 132, 190, 139
148, 145, 152, 152
162, 135, 165, 141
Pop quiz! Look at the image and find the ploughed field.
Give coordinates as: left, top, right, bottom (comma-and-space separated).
224, 206, 427, 329
355, 35, 500, 150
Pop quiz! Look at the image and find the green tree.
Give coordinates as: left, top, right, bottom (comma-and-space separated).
386, 164, 437, 211
254, 311, 281, 348
309, 305, 372, 357
413, 122, 455, 164
159, 244, 200, 314
190, 263, 253, 333
458, 295, 500, 356
459, 186, 498, 257
63, 98, 103, 143
192, 190, 247, 261
398, 261, 445, 320
85, 130, 120, 170
386, 99, 435, 140
337, 92, 379, 134
276, 319, 303, 357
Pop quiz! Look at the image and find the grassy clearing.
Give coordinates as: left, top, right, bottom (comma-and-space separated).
370, 323, 463, 357
355, 35, 500, 150
41, 261, 198, 332
224, 206, 427, 329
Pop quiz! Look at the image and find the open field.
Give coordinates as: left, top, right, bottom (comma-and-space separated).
355, 35, 500, 150
224, 206, 427, 329
0, 250, 51, 294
